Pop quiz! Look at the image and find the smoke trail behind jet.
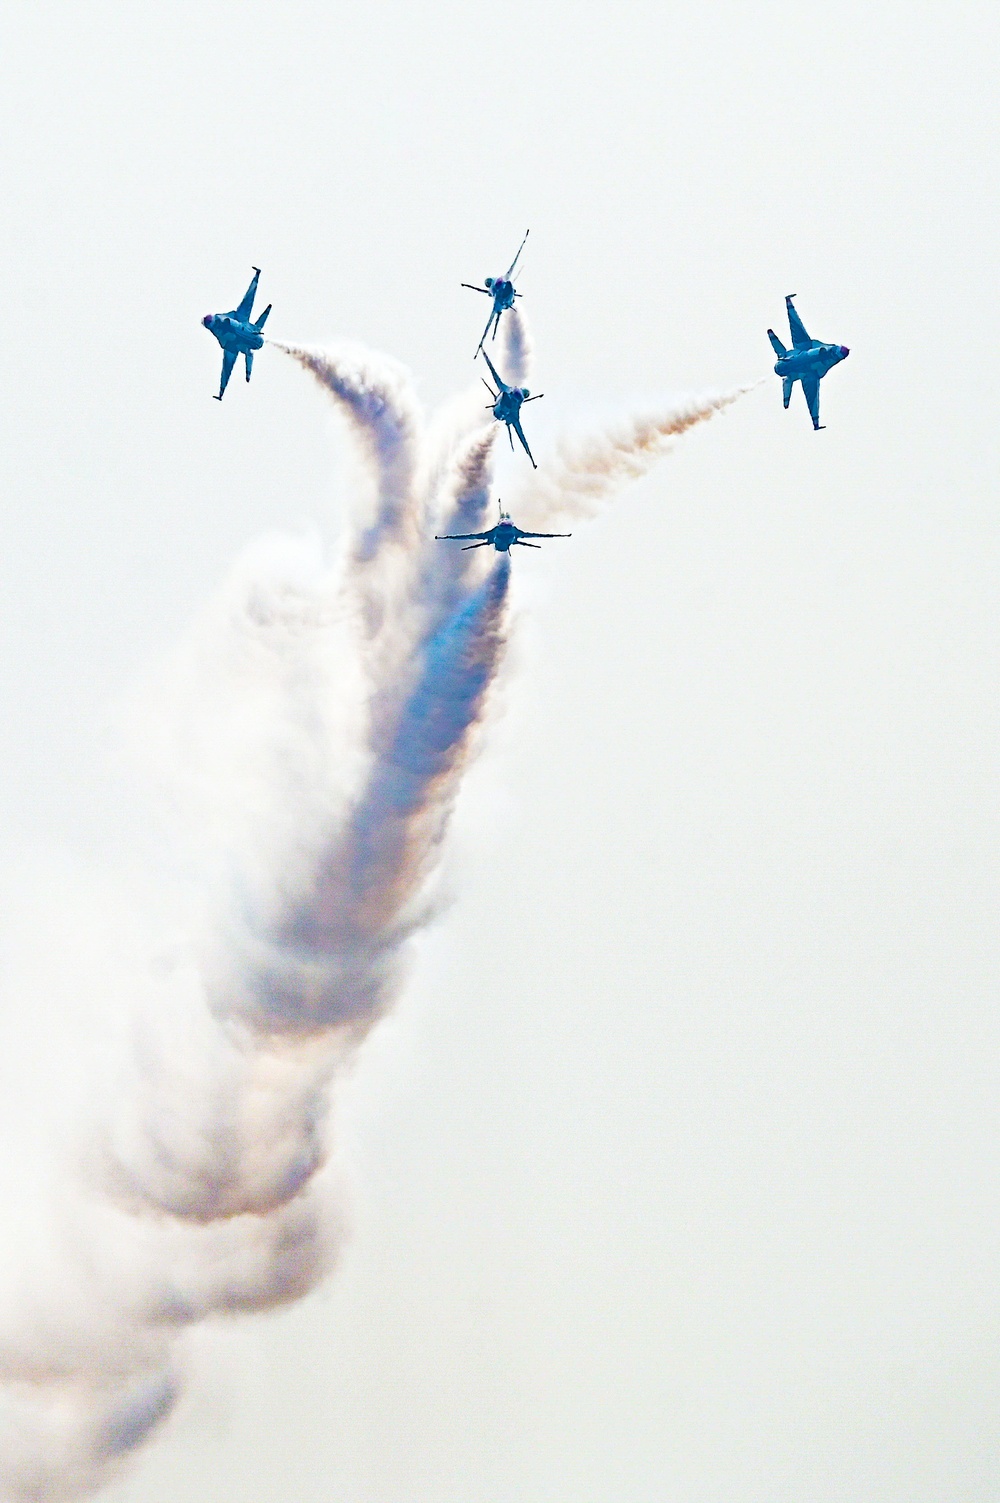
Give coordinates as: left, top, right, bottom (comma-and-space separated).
509, 386, 755, 526
0, 316, 745, 1498
0, 340, 508, 1497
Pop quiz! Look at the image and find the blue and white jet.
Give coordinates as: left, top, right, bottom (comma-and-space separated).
480, 349, 542, 468
435, 501, 569, 552
768, 295, 849, 431
202, 267, 271, 400
462, 230, 529, 357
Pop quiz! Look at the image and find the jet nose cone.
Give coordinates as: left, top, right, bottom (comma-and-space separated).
202, 315, 213, 328
841, 345, 850, 357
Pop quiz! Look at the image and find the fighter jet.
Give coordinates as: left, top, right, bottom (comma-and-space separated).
435, 501, 570, 552
202, 267, 271, 400
480, 349, 542, 468
462, 230, 529, 357
768, 295, 849, 430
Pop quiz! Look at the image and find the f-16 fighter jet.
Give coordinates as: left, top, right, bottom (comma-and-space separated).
480, 349, 542, 468
462, 230, 529, 357
202, 267, 271, 400
768, 295, 849, 430
436, 501, 570, 552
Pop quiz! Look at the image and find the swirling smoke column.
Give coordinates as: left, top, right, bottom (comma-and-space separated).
0, 313, 745, 1498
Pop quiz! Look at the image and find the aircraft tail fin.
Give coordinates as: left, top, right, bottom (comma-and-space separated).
782, 376, 794, 409
253, 303, 272, 331
245, 351, 254, 382
767, 328, 788, 358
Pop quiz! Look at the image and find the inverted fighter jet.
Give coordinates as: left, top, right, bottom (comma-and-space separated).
436, 501, 570, 552
462, 230, 529, 357
202, 267, 272, 400
768, 295, 849, 431
480, 349, 542, 468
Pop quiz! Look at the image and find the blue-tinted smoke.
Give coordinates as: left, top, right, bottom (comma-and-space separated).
0, 342, 511, 1497
0, 314, 744, 1498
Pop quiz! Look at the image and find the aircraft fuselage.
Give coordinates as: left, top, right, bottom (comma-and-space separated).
489, 521, 519, 551
773, 343, 849, 380
493, 387, 524, 423
202, 313, 264, 355
489, 276, 516, 312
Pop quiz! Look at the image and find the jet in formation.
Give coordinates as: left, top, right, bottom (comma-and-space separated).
480, 349, 542, 468
436, 501, 570, 552
202, 267, 271, 400
462, 230, 529, 357
768, 295, 849, 431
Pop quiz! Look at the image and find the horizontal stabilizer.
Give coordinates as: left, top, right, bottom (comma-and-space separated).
768, 328, 788, 357
782, 376, 794, 408
253, 303, 271, 331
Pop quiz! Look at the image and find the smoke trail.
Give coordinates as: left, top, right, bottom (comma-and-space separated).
0, 320, 743, 1498
0, 335, 513, 1498
498, 305, 532, 387
509, 387, 754, 527
270, 342, 420, 566
269, 342, 425, 676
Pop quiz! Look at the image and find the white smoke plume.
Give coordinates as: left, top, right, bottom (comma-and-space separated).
509, 386, 756, 527
0, 314, 745, 1498
494, 305, 533, 387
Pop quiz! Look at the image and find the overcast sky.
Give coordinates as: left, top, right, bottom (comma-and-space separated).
0, 2, 998, 1499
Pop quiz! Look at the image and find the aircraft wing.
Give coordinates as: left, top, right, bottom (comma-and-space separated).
480, 348, 507, 391
476, 304, 499, 356
504, 228, 529, 280
435, 530, 492, 541
215, 347, 238, 400
232, 267, 261, 322
517, 529, 570, 539
785, 295, 814, 348
801, 374, 822, 429
510, 413, 537, 468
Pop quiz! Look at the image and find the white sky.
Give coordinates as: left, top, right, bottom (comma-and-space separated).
0, 1, 998, 1498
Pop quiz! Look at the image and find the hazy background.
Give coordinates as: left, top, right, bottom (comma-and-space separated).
0, 1, 998, 1498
